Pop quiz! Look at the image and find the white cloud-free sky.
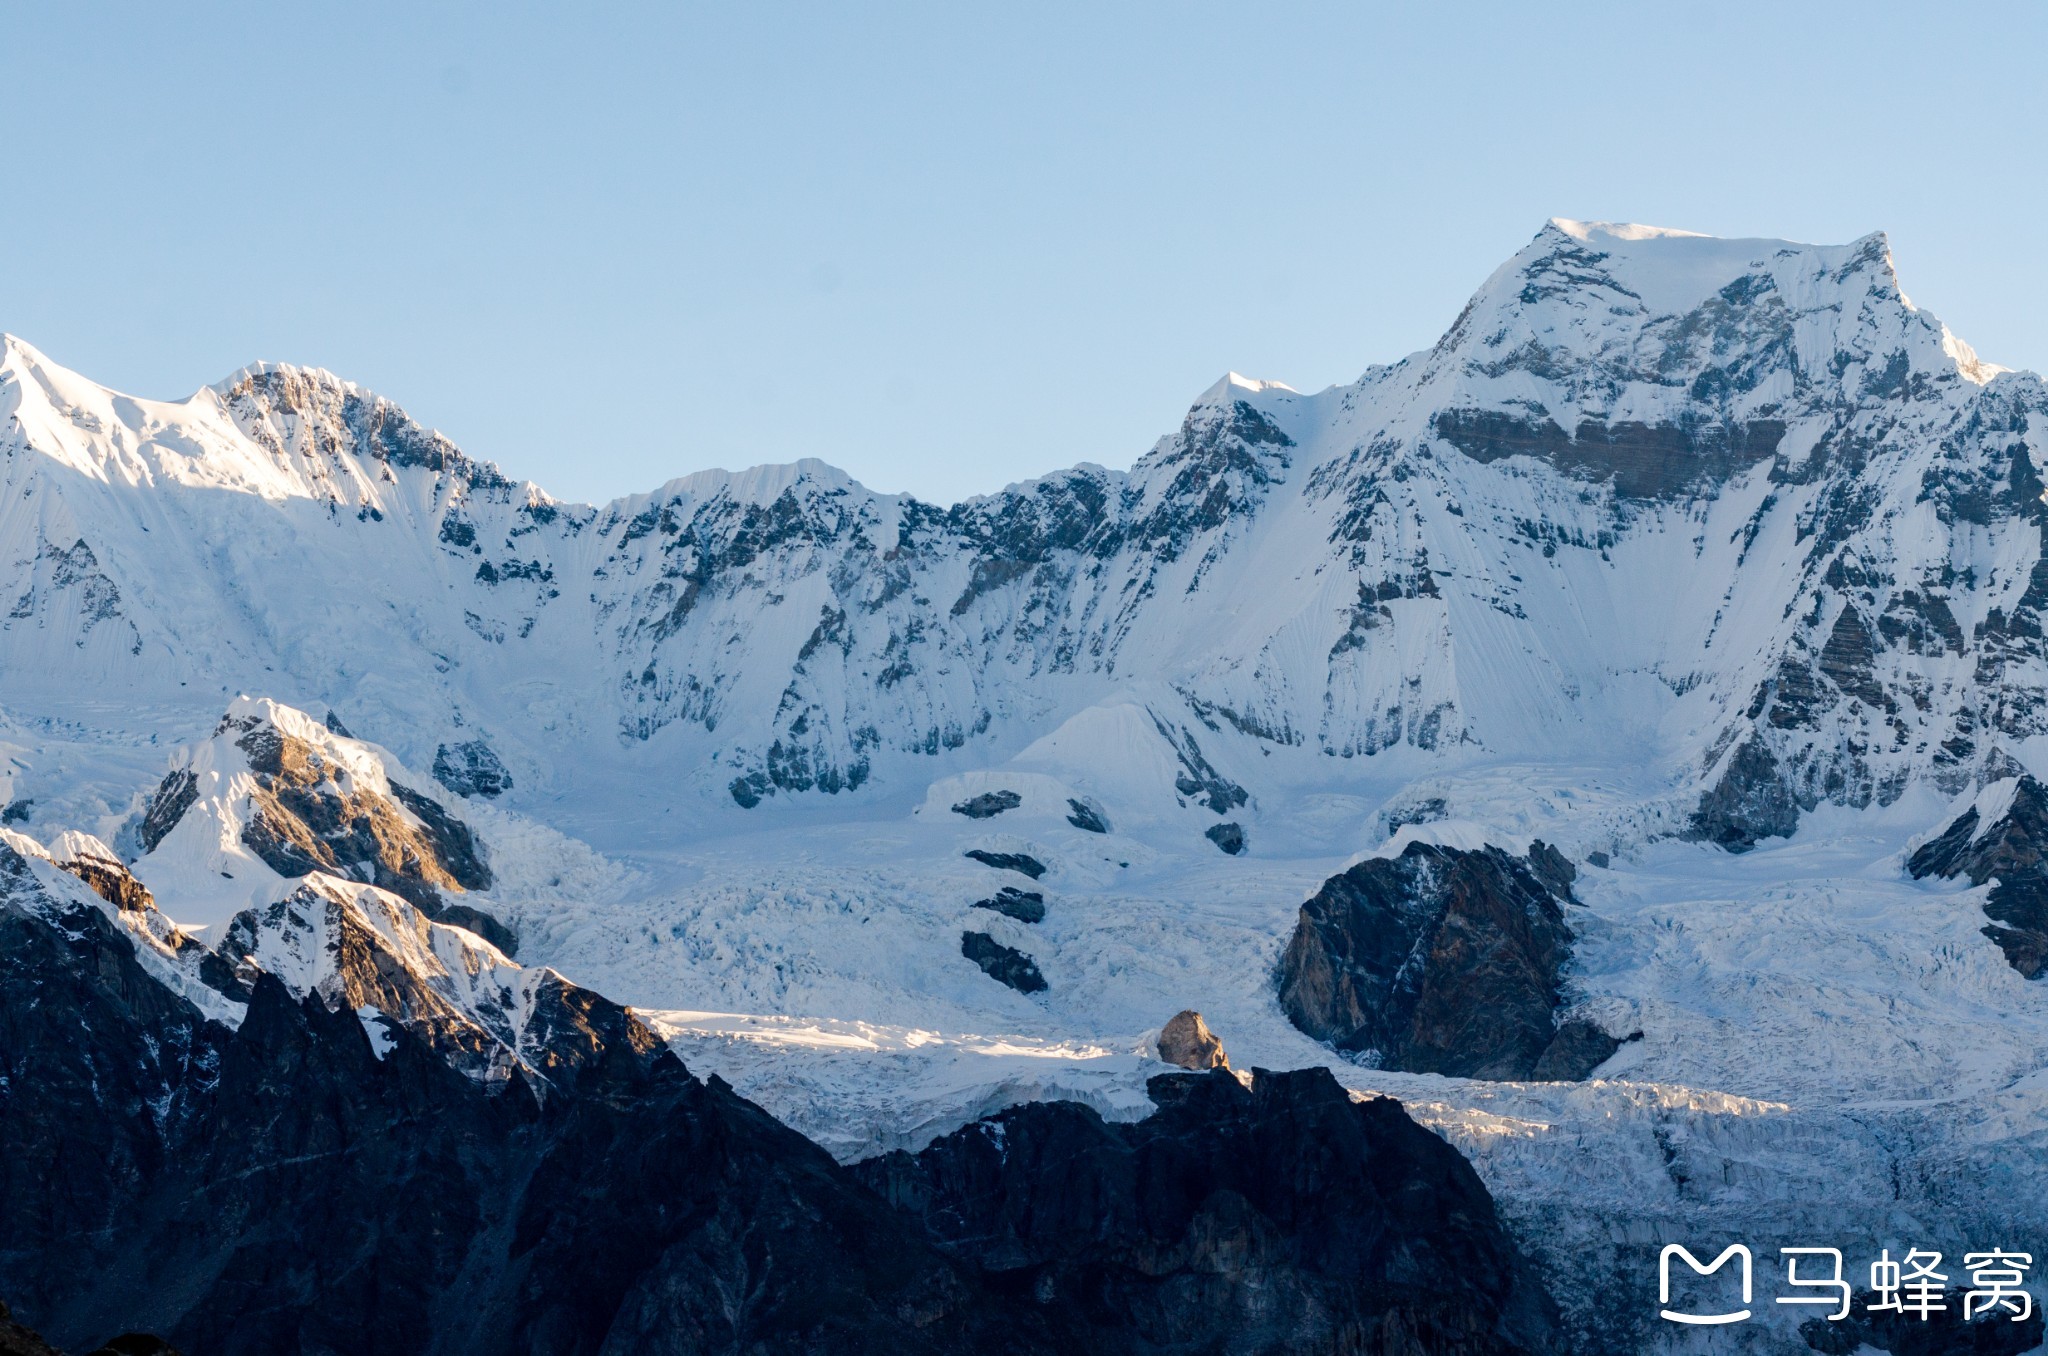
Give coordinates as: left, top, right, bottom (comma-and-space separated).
1, 3, 2041, 506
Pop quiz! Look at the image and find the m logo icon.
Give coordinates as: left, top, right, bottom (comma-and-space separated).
1660, 1244, 1753, 1325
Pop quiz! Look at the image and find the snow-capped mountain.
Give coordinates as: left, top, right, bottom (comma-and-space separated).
6, 219, 2048, 1353
5, 220, 2040, 855
0, 711, 659, 1094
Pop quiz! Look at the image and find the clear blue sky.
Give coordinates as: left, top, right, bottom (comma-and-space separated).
2, 3, 2041, 506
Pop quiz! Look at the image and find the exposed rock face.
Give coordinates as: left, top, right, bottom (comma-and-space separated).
963, 849, 1046, 879
432, 738, 513, 799
951, 790, 1021, 819
1276, 841, 1619, 1079
1158, 718, 1249, 815
1688, 736, 1801, 851
856, 1068, 1559, 1355
1908, 777, 2048, 977
1063, 799, 1108, 834
0, 1301, 65, 1356
0, 850, 224, 1339
227, 716, 491, 899
1432, 410, 1787, 500
1909, 776, 2048, 881
50, 847, 154, 914
136, 771, 197, 854
1524, 840, 1576, 896
216, 876, 649, 1089
1205, 821, 1246, 855
972, 887, 1045, 925
961, 931, 1047, 993
220, 363, 513, 493
147, 706, 515, 954
1156, 1010, 1228, 1070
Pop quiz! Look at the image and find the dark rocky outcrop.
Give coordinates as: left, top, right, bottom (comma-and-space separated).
972, 887, 1045, 925
0, 852, 227, 1343
36, 843, 246, 1004
1908, 776, 2048, 977
15, 1328, 174, 1356
216, 880, 620, 1088
964, 849, 1046, 879
136, 771, 197, 854
961, 931, 1047, 993
432, 738, 513, 799
1205, 821, 1246, 855
1276, 841, 1620, 1080
1156, 1010, 1228, 1070
1433, 409, 1786, 499
1063, 798, 1109, 834
1528, 1019, 1634, 1081
1818, 604, 1890, 711
417, 897, 518, 954
1524, 840, 1575, 896
0, 1301, 65, 1356
1155, 718, 1249, 816
217, 717, 498, 901
1687, 735, 1800, 851
51, 850, 154, 915
951, 790, 1022, 819
1908, 776, 2048, 882
856, 1067, 1559, 1355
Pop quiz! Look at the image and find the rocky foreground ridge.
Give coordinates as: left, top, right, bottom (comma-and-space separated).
0, 819, 1555, 1356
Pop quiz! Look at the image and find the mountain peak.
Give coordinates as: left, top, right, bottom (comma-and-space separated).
1408, 215, 1975, 434
1194, 371, 1299, 406
1516, 217, 1896, 318
1546, 218, 1716, 244
211, 358, 359, 400
216, 359, 516, 495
